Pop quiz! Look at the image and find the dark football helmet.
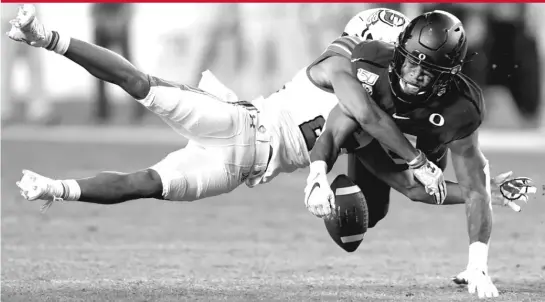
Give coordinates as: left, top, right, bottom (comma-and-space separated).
390, 10, 468, 103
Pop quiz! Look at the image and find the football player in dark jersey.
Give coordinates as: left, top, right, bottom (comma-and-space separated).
305, 10, 536, 299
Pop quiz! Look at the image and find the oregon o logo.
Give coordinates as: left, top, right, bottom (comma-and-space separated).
429, 113, 445, 126
418, 53, 427, 61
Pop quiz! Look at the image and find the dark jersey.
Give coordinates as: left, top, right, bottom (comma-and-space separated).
346, 40, 485, 160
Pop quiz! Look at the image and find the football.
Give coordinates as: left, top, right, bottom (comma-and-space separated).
324, 174, 369, 253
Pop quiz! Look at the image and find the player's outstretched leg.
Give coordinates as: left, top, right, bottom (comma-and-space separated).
16, 142, 245, 211
16, 169, 163, 212
7, 4, 150, 100
6, 5, 255, 150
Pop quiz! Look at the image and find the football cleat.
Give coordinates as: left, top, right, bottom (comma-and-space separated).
6, 4, 50, 48
16, 170, 63, 212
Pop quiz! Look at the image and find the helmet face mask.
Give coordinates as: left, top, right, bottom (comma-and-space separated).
391, 48, 452, 101
389, 10, 468, 104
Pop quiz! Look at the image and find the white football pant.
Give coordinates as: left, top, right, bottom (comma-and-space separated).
138, 73, 270, 201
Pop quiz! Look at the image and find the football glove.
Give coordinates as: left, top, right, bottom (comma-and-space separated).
408, 150, 447, 205
491, 171, 537, 212
304, 161, 335, 218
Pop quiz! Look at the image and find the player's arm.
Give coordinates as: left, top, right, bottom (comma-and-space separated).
310, 105, 359, 172
448, 130, 493, 264
385, 159, 535, 210
325, 56, 420, 163
305, 105, 358, 217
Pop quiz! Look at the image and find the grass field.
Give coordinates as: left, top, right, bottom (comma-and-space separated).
1, 127, 544, 301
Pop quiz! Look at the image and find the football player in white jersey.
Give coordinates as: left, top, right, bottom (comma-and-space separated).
11, 5, 440, 209
10, 6, 530, 214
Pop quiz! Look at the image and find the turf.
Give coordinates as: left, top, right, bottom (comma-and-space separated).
2, 138, 544, 301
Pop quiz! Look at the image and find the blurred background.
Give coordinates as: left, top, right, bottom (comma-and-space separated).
1, 3, 544, 129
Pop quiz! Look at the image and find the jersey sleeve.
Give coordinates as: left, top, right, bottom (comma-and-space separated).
451, 107, 482, 141
350, 40, 395, 68
449, 75, 486, 142
325, 35, 364, 59
308, 36, 364, 68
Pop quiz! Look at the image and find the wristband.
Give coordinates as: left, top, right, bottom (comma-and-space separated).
407, 150, 425, 168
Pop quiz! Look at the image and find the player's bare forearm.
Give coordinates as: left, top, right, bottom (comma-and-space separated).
449, 132, 493, 244
310, 131, 339, 173
408, 180, 464, 205
64, 38, 150, 99
327, 62, 419, 162
76, 170, 163, 204
365, 104, 419, 162
310, 105, 358, 172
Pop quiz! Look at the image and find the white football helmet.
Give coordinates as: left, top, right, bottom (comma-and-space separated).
343, 8, 410, 44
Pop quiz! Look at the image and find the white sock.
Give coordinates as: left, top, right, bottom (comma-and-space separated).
60, 179, 81, 201
51, 180, 65, 198
45, 31, 70, 55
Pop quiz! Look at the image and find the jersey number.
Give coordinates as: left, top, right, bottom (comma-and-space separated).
299, 116, 326, 151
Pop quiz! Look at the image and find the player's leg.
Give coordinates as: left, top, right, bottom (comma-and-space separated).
16, 168, 163, 212
347, 153, 392, 228
66, 170, 163, 204
149, 142, 242, 201
7, 4, 150, 100
17, 142, 243, 211
61, 39, 252, 149
7, 5, 257, 151
139, 76, 257, 149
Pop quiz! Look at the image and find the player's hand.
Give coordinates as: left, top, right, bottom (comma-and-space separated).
491, 171, 537, 212
408, 151, 446, 204
452, 268, 499, 299
304, 161, 335, 218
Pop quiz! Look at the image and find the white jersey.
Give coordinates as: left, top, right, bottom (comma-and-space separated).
251, 35, 365, 186
252, 69, 336, 185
